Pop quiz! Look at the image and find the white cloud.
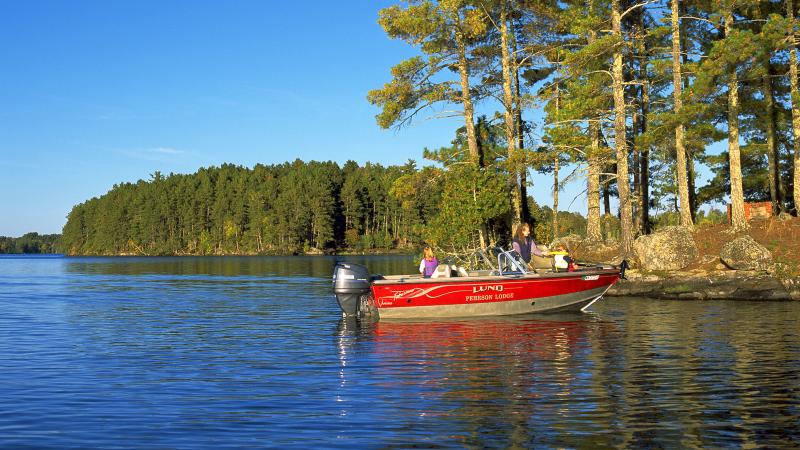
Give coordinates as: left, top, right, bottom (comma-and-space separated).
150, 147, 184, 155
114, 146, 190, 162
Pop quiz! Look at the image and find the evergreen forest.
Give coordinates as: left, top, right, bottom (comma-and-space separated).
62, 0, 800, 256
0, 233, 61, 254
59, 159, 588, 255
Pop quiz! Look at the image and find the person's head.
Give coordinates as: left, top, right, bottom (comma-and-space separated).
423, 246, 435, 260
515, 223, 531, 241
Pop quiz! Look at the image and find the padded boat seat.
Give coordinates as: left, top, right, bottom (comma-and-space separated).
431, 264, 452, 278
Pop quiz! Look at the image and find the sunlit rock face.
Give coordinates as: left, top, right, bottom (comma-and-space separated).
633, 226, 698, 271
720, 235, 774, 272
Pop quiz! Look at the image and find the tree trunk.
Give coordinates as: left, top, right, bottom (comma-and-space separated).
612, 0, 634, 256
511, 18, 529, 222
632, 105, 641, 234
679, 0, 697, 221
500, 7, 522, 227
603, 166, 612, 216
586, 19, 602, 242
553, 155, 559, 242
640, 80, 650, 233
455, 25, 481, 166
587, 124, 602, 242
631, 10, 650, 235
672, 0, 694, 229
763, 66, 781, 214
788, 0, 800, 214
724, 9, 748, 230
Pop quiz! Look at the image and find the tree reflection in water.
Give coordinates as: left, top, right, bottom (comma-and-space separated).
336, 314, 620, 448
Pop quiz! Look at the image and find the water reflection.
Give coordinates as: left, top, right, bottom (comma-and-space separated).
2, 256, 799, 448
334, 299, 800, 448
62, 254, 416, 278
335, 314, 621, 447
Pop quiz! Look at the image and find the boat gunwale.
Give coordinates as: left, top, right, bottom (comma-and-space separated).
372, 267, 620, 285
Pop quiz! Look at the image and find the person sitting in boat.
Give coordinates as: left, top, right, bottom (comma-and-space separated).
419, 246, 439, 278
551, 243, 575, 272
512, 222, 549, 266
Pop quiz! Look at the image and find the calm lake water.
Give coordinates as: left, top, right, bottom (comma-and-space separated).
1, 254, 799, 449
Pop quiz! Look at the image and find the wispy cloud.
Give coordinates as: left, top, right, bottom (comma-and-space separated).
114, 146, 190, 162
150, 147, 184, 155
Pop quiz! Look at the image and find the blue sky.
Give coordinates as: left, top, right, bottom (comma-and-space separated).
1, 1, 586, 237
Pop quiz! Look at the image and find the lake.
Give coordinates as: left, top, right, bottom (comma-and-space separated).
1, 254, 799, 448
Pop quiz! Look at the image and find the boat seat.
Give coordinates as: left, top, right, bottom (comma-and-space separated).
456, 266, 469, 277
530, 245, 554, 270
431, 264, 452, 278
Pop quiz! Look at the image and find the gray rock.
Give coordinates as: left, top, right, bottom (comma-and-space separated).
633, 226, 699, 271
607, 272, 797, 301
550, 234, 583, 252
720, 235, 773, 271
781, 277, 800, 300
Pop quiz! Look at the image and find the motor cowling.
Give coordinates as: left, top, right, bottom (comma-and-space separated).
332, 262, 372, 316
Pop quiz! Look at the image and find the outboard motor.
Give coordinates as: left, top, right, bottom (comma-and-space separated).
332, 262, 372, 316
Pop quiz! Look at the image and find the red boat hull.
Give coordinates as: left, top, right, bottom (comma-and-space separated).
370, 270, 620, 319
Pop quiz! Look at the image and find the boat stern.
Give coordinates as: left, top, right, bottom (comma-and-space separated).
332, 262, 372, 316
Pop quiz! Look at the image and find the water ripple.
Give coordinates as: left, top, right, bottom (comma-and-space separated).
0, 256, 798, 448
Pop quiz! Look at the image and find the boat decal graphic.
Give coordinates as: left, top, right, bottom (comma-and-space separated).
391, 286, 471, 300
389, 283, 523, 301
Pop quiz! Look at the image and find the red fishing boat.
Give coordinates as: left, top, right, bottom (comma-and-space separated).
333, 247, 624, 320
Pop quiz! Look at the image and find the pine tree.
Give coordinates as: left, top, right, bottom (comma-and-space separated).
368, 1, 489, 165
672, 0, 694, 229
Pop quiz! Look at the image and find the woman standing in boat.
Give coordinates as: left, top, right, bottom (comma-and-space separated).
419, 246, 439, 278
512, 222, 547, 265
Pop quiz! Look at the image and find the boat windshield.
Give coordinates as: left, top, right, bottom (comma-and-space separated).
442, 247, 527, 276
488, 247, 528, 275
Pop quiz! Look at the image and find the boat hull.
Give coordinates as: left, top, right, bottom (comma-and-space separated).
370, 270, 619, 319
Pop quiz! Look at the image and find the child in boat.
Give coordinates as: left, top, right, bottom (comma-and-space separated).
419, 246, 439, 278
551, 243, 575, 271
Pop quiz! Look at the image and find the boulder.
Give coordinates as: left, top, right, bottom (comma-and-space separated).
633, 226, 699, 271
720, 235, 773, 271
549, 234, 583, 252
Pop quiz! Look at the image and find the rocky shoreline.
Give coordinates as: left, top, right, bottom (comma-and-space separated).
564, 222, 800, 301
607, 270, 800, 301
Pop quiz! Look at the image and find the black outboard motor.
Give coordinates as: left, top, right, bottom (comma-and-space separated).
332, 262, 372, 316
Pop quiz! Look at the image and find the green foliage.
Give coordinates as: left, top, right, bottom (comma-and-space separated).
696, 208, 728, 226
529, 204, 587, 244
424, 164, 510, 251
0, 233, 61, 254
60, 161, 426, 255
368, 1, 489, 130
698, 145, 771, 206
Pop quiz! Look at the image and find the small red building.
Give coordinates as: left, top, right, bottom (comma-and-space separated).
727, 201, 773, 223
